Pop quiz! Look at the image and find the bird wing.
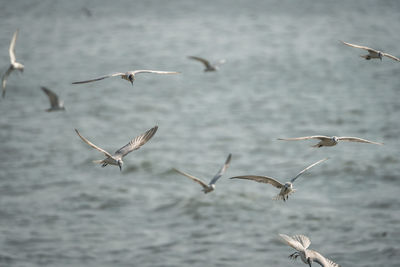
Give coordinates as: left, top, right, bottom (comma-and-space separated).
337, 136, 382, 145
131, 70, 180, 75
308, 250, 341, 267
173, 168, 209, 190
278, 135, 330, 141
188, 56, 213, 69
2, 66, 13, 97
209, 153, 232, 185
279, 234, 308, 251
41, 86, 60, 107
291, 158, 328, 183
230, 175, 284, 188
341, 41, 378, 53
9, 29, 19, 64
74, 129, 113, 158
114, 126, 158, 157
382, 52, 400, 62
71, 72, 125, 84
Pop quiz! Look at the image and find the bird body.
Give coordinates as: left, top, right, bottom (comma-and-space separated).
2, 29, 24, 98
75, 126, 158, 171
279, 234, 341, 267
72, 70, 180, 85
173, 153, 232, 193
341, 40, 400, 61
278, 135, 382, 148
230, 158, 327, 201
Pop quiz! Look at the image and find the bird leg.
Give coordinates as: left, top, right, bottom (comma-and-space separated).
289, 252, 299, 260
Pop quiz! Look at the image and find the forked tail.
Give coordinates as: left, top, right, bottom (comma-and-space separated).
93, 160, 108, 167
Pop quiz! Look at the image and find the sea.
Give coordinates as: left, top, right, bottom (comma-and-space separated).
0, 0, 399, 266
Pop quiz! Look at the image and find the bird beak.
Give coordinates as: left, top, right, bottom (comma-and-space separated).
307, 258, 312, 267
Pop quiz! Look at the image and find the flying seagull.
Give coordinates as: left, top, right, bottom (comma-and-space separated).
230, 158, 328, 201
72, 70, 180, 85
2, 29, 24, 98
279, 234, 341, 267
173, 153, 232, 193
188, 56, 226, 71
341, 41, 400, 61
278, 135, 383, 148
75, 125, 158, 171
41, 86, 65, 112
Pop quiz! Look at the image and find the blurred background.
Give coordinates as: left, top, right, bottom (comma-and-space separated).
0, 0, 399, 266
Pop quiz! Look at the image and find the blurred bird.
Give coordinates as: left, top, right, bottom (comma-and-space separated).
341, 41, 400, 61
41, 86, 65, 112
278, 135, 383, 148
173, 153, 232, 193
279, 234, 341, 267
72, 70, 180, 86
188, 56, 226, 71
230, 158, 328, 201
2, 29, 24, 98
75, 126, 158, 171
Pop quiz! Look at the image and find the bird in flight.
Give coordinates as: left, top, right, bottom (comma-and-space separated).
230, 158, 328, 201
72, 70, 180, 85
173, 153, 232, 193
188, 56, 226, 71
278, 135, 383, 148
75, 126, 158, 171
2, 29, 24, 98
341, 41, 400, 61
279, 234, 341, 267
41, 87, 65, 112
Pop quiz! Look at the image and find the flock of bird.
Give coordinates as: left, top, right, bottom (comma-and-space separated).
2, 27, 397, 267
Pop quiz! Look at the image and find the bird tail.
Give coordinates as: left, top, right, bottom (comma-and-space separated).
93, 160, 108, 167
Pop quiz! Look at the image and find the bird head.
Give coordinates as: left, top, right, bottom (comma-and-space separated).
117, 160, 123, 171
307, 257, 312, 267
378, 52, 383, 61
332, 136, 339, 143
128, 74, 135, 85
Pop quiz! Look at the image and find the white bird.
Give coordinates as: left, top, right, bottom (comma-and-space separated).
341, 40, 400, 61
278, 135, 383, 148
279, 234, 341, 267
41, 86, 65, 112
75, 126, 158, 171
72, 70, 180, 85
188, 56, 226, 71
230, 158, 328, 201
173, 154, 232, 193
2, 29, 24, 98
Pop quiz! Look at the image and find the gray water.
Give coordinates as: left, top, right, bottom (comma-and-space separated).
1, 0, 399, 266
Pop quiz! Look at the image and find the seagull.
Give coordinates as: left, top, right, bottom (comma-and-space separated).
341, 40, 400, 61
279, 234, 341, 267
2, 29, 24, 98
188, 56, 226, 71
75, 126, 158, 171
278, 135, 383, 148
230, 158, 327, 201
72, 70, 180, 85
41, 86, 65, 112
173, 153, 232, 193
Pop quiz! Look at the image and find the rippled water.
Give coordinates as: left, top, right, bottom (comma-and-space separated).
1, 0, 399, 266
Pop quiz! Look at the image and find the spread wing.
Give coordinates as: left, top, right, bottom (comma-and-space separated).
41, 86, 60, 107
209, 153, 232, 185
337, 136, 382, 145
173, 168, 209, 190
278, 135, 330, 141
341, 41, 378, 53
308, 250, 341, 267
114, 126, 158, 157
2, 66, 13, 97
131, 70, 180, 75
188, 56, 213, 69
74, 129, 113, 158
382, 52, 400, 62
291, 158, 328, 183
72, 72, 124, 84
9, 29, 19, 64
230, 175, 284, 188
279, 234, 309, 251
